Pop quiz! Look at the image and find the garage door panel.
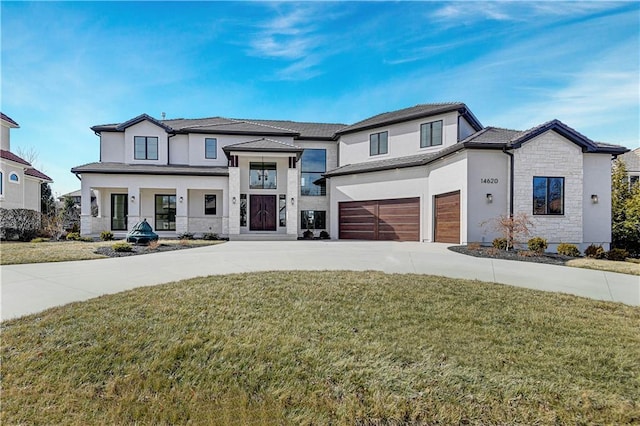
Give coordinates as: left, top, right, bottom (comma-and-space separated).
434, 191, 460, 244
339, 197, 420, 241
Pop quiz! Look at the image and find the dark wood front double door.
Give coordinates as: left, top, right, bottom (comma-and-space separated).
249, 195, 277, 231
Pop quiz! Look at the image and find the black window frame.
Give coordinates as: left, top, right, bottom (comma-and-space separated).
533, 176, 565, 215
249, 162, 277, 189
369, 131, 388, 156
204, 194, 217, 215
420, 120, 443, 148
279, 194, 286, 227
134, 136, 159, 160
155, 194, 176, 231
301, 148, 327, 196
110, 193, 128, 231
300, 210, 326, 230
205, 138, 217, 159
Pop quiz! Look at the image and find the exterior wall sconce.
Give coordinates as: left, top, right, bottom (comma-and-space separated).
290, 197, 295, 205
591, 194, 598, 204
232, 196, 237, 204
486, 193, 493, 203
130, 195, 135, 202
179, 196, 184, 203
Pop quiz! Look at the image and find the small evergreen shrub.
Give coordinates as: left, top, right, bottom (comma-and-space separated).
66, 232, 81, 241
492, 237, 512, 250
178, 232, 194, 240
584, 244, 606, 259
100, 231, 114, 241
319, 231, 330, 239
557, 243, 580, 257
112, 242, 133, 252
30, 237, 48, 243
527, 237, 548, 254
79, 236, 94, 242
303, 229, 314, 239
203, 232, 219, 240
607, 248, 629, 262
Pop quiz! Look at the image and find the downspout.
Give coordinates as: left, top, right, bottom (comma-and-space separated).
167, 133, 176, 165
94, 131, 102, 162
502, 147, 514, 216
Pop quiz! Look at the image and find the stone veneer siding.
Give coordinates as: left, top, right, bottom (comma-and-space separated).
513, 132, 583, 244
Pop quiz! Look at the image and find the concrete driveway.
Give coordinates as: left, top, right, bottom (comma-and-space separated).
1, 241, 638, 321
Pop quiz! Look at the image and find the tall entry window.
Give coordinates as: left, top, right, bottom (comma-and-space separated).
250, 162, 277, 189
155, 195, 176, 230
111, 194, 128, 231
134, 136, 158, 160
301, 149, 326, 196
533, 177, 564, 215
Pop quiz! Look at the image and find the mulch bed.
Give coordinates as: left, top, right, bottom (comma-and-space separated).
448, 245, 575, 266
95, 243, 201, 258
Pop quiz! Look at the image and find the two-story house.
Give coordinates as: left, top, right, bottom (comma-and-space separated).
0, 113, 53, 212
72, 103, 628, 250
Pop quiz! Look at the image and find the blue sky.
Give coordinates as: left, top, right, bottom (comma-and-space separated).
2, 1, 639, 196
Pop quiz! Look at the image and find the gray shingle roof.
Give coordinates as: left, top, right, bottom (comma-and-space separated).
222, 138, 304, 154
71, 162, 229, 176
335, 102, 483, 135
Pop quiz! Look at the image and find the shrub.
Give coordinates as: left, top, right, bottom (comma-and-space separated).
518, 250, 537, 257
178, 232, 194, 240
527, 237, 548, 254
557, 243, 580, 257
482, 213, 534, 250
112, 242, 133, 252
607, 248, 629, 262
585, 244, 606, 259
79, 236, 94, 242
203, 232, 219, 240
319, 230, 330, 239
492, 237, 512, 250
30, 237, 48, 243
148, 240, 160, 250
66, 232, 81, 241
100, 231, 114, 241
303, 229, 314, 239
0, 208, 41, 241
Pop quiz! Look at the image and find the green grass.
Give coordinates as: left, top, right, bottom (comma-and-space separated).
2, 271, 639, 425
0, 239, 222, 265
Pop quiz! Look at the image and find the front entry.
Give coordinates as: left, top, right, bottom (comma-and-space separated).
249, 195, 277, 231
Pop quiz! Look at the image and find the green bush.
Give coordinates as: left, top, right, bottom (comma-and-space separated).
527, 237, 548, 254
79, 236, 94, 242
319, 230, 330, 239
492, 237, 512, 250
178, 232, 194, 240
557, 243, 580, 257
100, 231, 114, 241
202, 232, 219, 240
607, 248, 629, 262
66, 232, 80, 241
112, 242, 133, 252
30, 237, 48, 243
584, 244, 606, 259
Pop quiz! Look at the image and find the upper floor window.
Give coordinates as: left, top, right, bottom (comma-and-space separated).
301, 149, 326, 196
370, 131, 388, 156
420, 120, 443, 147
205, 138, 217, 159
9, 172, 19, 183
250, 162, 277, 189
630, 175, 639, 188
134, 136, 158, 160
533, 176, 564, 215
204, 194, 217, 215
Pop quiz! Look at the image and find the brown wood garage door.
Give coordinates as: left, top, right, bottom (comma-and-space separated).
339, 197, 420, 241
434, 191, 460, 243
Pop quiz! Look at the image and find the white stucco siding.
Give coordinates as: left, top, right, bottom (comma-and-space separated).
170, 134, 189, 165
329, 166, 429, 240
188, 134, 295, 167
124, 121, 169, 165
100, 132, 125, 162
0, 162, 25, 209
465, 150, 510, 244
338, 111, 461, 166
1, 126, 10, 151
458, 117, 477, 141
23, 177, 41, 212
513, 131, 583, 244
583, 154, 612, 247
425, 152, 468, 243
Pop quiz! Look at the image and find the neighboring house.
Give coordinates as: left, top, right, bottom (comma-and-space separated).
0, 113, 52, 212
57, 189, 98, 211
71, 103, 628, 250
619, 147, 640, 187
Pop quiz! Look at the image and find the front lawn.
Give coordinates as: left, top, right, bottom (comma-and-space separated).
2, 271, 638, 424
0, 239, 223, 265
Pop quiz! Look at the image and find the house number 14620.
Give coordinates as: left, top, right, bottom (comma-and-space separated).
480, 178, 499, 184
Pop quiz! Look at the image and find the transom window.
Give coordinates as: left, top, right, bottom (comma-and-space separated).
301, 149, 326, 196
370, 131, 388, 156
134, 136, 159, 160
250, 162, 277, 189
205, 138, 217, 159
420, 120, 443, 147
155, 195, 176, 230
301, 210, 326, 230
533, 177, 564, 215
204, 194, 217, 215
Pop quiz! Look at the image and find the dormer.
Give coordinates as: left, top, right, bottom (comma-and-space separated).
1, 113, 20, 151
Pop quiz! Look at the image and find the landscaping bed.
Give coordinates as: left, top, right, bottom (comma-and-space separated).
448, 245, 572, 266
93, 241, 211, 258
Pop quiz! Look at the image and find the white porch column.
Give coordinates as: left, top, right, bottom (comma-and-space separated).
228, 167, 240, 236
128, 186, 140, 231
176, 186, 188, 234
80, 181, 93, 236
286, 162, 299, 237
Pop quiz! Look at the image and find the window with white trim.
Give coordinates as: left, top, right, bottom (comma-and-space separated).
9, 172, 19, 183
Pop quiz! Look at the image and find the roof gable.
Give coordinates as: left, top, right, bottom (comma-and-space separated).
25, 168, 52, 182
114, 114, 174, 132
509, 119, 599, 152
1, 149, 31, 166
222, 138, 304, 158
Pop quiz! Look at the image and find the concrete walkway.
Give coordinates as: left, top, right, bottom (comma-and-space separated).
1, 241, 638, 321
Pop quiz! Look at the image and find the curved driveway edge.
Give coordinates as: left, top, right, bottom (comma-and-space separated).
1, 241, 638, 321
